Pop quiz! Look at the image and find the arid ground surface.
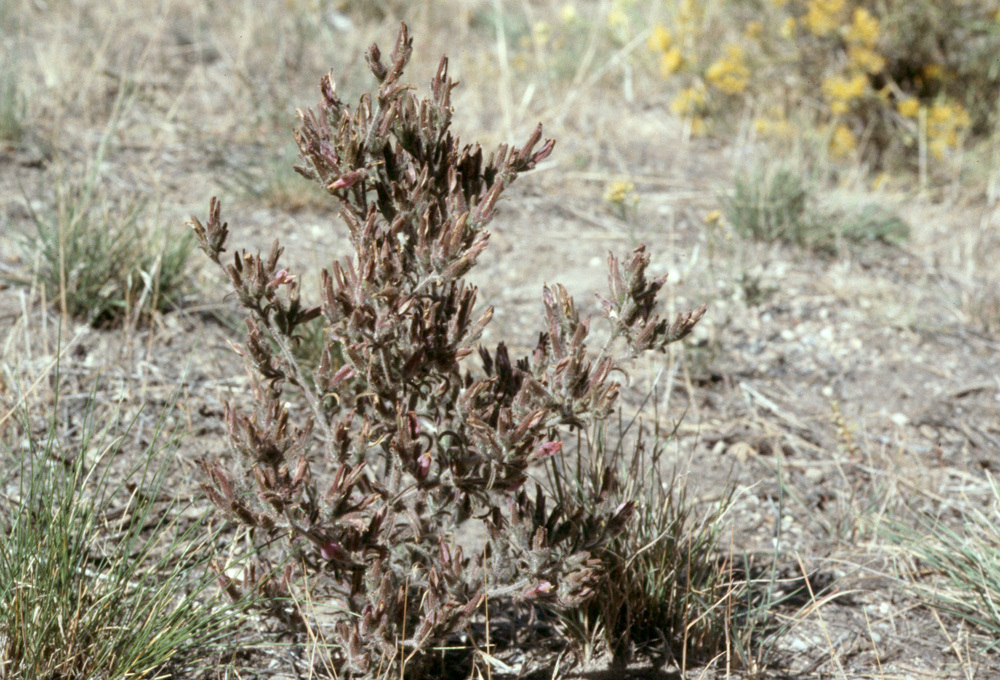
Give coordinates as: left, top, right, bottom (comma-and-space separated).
2, 2, 1000, 678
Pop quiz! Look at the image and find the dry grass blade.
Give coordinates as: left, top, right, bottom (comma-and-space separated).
884, 475, 1000, 648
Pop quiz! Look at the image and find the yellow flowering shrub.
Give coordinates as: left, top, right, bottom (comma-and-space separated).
639, 0, 999, 166
822, 73, 868, 114
803, 0, 845, 36
705, 45, 750, 95
670, 86, 706, 116
829, 123, 858, 157
927, 100, 972, 158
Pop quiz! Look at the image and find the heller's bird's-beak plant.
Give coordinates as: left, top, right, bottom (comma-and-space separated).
190, 23, 705, 677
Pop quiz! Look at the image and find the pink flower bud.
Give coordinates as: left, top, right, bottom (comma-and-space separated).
407, 412, 420, 438
329, 364, 355, 386
267, 269, 296, 289
523, 580, 553, 599
532, 139, 556, 164
327, 171, 364, 190
534, 441, 562, 460
416, 451, 431, 480
320, 541, 346, 561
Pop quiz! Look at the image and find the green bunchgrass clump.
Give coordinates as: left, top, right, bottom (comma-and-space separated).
548, 421, 734, 668
19, 180, 194, 326
884, 476, 1000, 643
719, 163, 908, 253
835, 203, 910, 245
0, 50, 26, 143
546, 408, 788, 672
964, 278, 1000, 335
0, 385, 253, 679
10, 145, 195, 326
720, 165, 814, 249
8, 92, 193, 327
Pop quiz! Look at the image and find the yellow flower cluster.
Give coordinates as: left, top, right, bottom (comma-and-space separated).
829, 123, 857, 157
648, 25, 671, 52
648, 25, 684, 77
754, 109, 795, 139
647, 2, 701, 81
927, 100, 971, 158
670, 86, 705, 116
848, 46, 884, 74
844, 7, 879, 46
896, 97, 920, 118
822, 73, 868, 115
706, 45, 750, 95
604, 180, 637, 206
844, 8, 884, 73
670, 85, 707, 135
803, 0, 845, 36
844, 7, 880, 47
922, 64, 944, 81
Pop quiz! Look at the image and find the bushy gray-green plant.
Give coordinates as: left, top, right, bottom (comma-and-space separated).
191, 23, 704, 677
719, 164, 908, 253
22, 184, 193, 327
884, 476, 1000, 644
547, 418, 737, 668
0, 51, 25, 142
0, 390, 251, 679
7, 89, 193, 327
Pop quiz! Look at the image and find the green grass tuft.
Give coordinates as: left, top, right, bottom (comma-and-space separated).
0, 385, 254, 679
13, 176, 194, 327
719, 163, 909, 253
884, 476, 1000, 644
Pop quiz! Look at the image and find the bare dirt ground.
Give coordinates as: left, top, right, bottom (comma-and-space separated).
2, 2, 1000, 678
